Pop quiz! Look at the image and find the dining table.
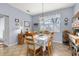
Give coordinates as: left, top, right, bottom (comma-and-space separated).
34, 33, 51, 55
24, 32, 54, 55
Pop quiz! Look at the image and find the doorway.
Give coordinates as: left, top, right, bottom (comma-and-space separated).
0, 14, 9, 47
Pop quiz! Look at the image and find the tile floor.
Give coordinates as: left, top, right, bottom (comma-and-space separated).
53, 43, 71, 56
0, 42, 72, 56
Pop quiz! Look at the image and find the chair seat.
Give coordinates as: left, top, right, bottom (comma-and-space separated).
28, 46, 43, 55
28, 43, 42, 50
25, 36, 33, 40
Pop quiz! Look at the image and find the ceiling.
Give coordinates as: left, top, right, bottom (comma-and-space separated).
9, 3, 75, 15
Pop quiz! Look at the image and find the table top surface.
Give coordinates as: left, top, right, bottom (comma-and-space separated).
34, 34, 50, 41
68, 34, 79, 39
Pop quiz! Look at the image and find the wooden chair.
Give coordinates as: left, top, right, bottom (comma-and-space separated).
25, 32, 43, 56
63, 30, 70, 45
45, 32, 54, 56
48, 38, 53, 56
44, 31, 50, 34
18, 32, 24, 45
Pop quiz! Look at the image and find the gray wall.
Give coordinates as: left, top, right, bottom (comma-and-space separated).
32, 7, 74, 43
0, 3, 32, 46
0, 3, 77, 45
73, 4, 79, 13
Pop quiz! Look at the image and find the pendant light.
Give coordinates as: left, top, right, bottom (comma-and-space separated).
42, 3, 44, 21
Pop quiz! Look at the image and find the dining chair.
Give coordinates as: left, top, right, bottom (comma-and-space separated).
48, 37, 53, 56
18, 32, 24, 45
25, 32, 43, 56
45, 32, 54, 56
44, 31, 50, 34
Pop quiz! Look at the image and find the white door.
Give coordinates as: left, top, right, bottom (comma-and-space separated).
0, 17, 5, 41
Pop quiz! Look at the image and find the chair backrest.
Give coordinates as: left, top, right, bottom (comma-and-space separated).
44, 31, 50, 34
47, 39, 52, 56
25, 32, 36, 50
47, 32, 54, 55
25, 32, 35, 41
50, 32, 54, 38
25, 32, 42, 55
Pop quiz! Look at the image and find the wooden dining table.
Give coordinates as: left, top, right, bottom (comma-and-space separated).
24, 32, 54, 55
33, 33, 51, 55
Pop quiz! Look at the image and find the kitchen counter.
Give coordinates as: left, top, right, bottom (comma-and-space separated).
68, 34, 79, 46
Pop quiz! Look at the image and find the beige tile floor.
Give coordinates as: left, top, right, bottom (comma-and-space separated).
53, 43, 72, 56
0, 42, 72, 56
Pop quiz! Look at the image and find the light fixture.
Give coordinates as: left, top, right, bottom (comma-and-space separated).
26, 10, 30, 12
42, 3, 44, 20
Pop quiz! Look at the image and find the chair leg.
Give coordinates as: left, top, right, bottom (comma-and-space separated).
76, 52, 79, 56
27, 49, 28, 56
26, 46, 29, 56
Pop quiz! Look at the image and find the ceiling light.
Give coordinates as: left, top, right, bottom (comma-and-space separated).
26, 10, 30, 12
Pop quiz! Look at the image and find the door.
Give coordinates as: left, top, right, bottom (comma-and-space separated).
0, 16, 5, 41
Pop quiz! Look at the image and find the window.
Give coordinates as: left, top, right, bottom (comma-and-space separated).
39, 14, 61, 32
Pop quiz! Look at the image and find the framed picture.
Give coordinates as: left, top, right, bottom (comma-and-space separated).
15, 19, 19, 22
64, 18, 68, 25
34, 23, 38, 26
24, 21, 30, 27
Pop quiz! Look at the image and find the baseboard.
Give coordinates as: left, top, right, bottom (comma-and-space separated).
53, 40, 62, 43
4, 42, 18, 46
8, 42, 18, 46
4, 40, 62, 46
3, 42, 9, 46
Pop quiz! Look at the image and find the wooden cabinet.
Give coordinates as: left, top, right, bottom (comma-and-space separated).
63, 30, 70, 45
18, 33, 24, 45
69, 34, 79, 56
